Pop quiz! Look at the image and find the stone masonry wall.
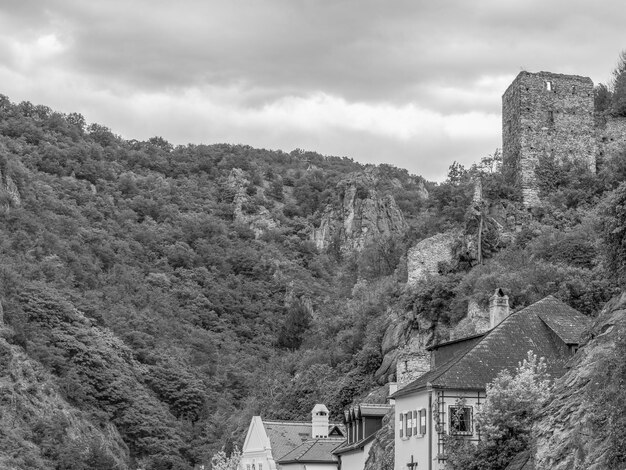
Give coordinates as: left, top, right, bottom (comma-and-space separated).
406, 230, 459, 286
396, 337, 431, 389
597, 115, 626, 165
503, 71, 596, 207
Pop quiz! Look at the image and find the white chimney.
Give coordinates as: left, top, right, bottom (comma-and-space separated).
489, 288, 510, 328
311, 404, 329, 438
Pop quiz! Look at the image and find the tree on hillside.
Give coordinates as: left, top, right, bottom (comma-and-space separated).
595, 83, 612, 113
276, 299, 312, 350
210, 446, 241, 470
446, 352, 552, 470
611, 50, 626, 116
599, 181, 626, 286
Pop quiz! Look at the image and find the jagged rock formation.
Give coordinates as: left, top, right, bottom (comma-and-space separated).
311, 172, 408, 252
374, 310, 413, 384
532, 292, 626, 469
406, 230, 460, 285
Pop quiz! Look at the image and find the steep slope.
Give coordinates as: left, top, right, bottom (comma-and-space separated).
532, 291, 626, 470
0, 321, 128, 469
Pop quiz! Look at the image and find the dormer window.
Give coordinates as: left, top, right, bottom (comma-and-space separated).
546, 81, 552, 91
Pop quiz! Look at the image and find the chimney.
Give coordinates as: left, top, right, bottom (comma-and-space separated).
311, 404, 329, 438
489, 288, 510, 328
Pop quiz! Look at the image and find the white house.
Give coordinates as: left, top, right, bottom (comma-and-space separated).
241, 404, 345, 470
332, 403, 392, 470
391, 291, 591, 470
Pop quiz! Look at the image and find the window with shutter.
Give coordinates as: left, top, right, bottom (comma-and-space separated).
399, 413, 404, 438
413, 410, 418, 436
406, 412, 412, 437
419, 409, 427, 435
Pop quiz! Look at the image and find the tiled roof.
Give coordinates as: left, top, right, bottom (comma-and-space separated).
505, 450, 534, 470
358, 404, 392, 416
345, 403, 392, 421
332, 432, 378, 455
537, 306, 589, 344
277, 438, 344, 463
263, 421, 344, 461
393, 296, 591, 397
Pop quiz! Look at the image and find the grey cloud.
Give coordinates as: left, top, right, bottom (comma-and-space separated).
0, 0, 625, 181
3, 0, 624, 103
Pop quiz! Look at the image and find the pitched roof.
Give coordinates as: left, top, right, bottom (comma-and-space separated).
537, 306, 589, 344
344, 403, 392, 421
332, 432, 378, 455
277, 438, 344, 464
263, 421, 344, 461
393, 296, 591, 397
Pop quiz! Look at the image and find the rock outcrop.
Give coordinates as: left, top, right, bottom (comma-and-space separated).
227, 168, 279, 238
311, 172, 408, 252
0, 169, 20, 209
532, 292, 626, 469
406, 231, 460, 285
374, 310, 412, 384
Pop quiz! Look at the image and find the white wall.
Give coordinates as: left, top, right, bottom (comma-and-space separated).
240, 452, 275, 470
338, 441, 372, 470
394, 391, 431, 470
394, 389, 486, 470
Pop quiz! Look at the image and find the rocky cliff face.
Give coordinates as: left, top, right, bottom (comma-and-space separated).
532, 292, 626, 470
311, 172, 408, 252
406, 230, 460, 285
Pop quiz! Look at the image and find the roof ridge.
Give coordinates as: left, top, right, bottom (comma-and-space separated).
263, 420, 309, 426
264, 420, 343, 426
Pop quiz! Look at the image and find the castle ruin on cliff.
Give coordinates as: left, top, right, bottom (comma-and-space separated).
502, 70, 626, 206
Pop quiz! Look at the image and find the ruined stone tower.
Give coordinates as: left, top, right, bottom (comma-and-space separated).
502, 71, 596, 206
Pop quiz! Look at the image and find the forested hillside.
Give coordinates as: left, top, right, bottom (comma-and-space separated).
0, 92, 625, 469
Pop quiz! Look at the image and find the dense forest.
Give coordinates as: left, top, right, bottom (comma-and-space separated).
1, 80, 626, 470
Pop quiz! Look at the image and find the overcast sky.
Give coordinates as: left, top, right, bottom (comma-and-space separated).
0, 1, 623, 180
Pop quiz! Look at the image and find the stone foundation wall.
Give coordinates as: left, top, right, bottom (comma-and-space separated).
396, 349, 430, 389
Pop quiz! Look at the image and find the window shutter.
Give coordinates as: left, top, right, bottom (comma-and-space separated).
413, 410, 418, 435
420, 409, 427, 435
399, 413, 403, 438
